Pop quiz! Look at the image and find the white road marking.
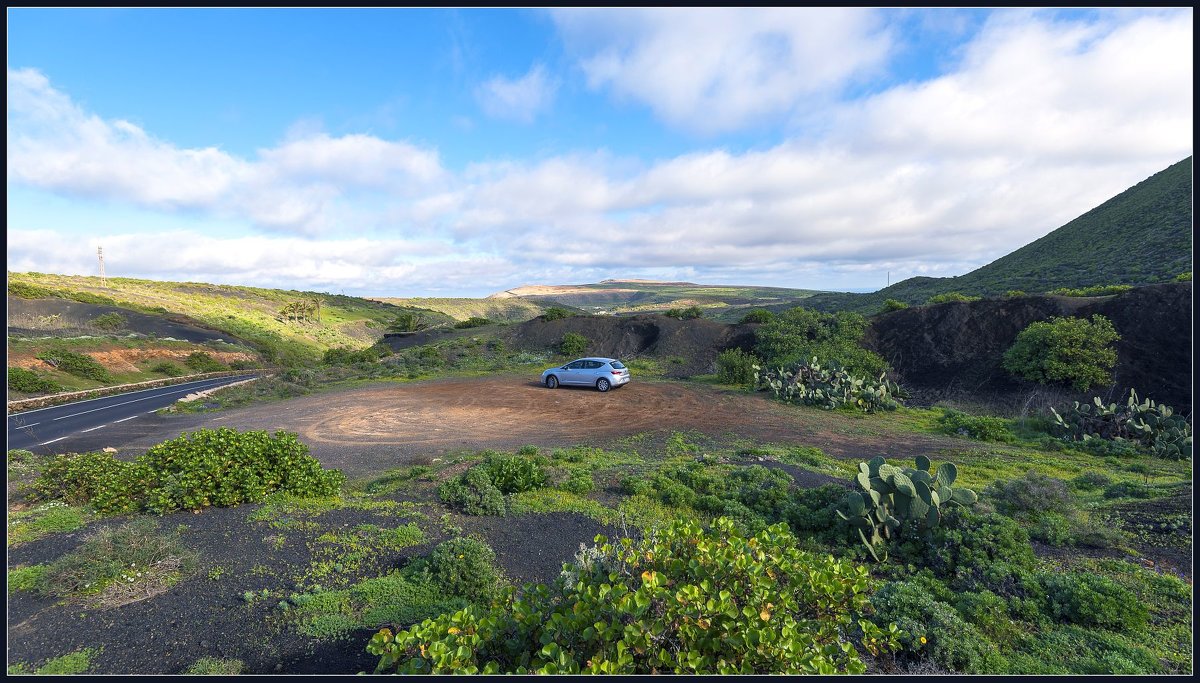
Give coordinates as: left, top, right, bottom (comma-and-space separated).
51, 381, 237, 421
40, 436, 68, 445
10, 376, 251, 416
80, 425, 107, 433
113, 415, 139, 423
11, 422, 40, 429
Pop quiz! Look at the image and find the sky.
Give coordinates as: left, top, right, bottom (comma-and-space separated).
6, 7, 1194, 297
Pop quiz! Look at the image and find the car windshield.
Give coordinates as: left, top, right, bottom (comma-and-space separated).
609, 361, 626, 369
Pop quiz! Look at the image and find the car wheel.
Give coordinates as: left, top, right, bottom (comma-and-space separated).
546, 376, 559, 389
596, 378, 610, 392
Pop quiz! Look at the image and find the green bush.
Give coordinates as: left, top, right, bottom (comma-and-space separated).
985, 471, 1074, 518
88, 312, 126, 330
454, 317, 492, 329
925, 292, 980, 304
1102, 481, 1152, 500
7, 281, 55, 298
429, 537, 504, 603
437, 466, 506, 516
149, 361, 186, 377
881, 299, 909, 312
35, 348, 113, 382
754, 307, 887, 377
480, 453, 547, 494
541, 307, 572, 321
936, 409, 1014, 442
31, 429, 345, 514
561, 471, 595, 495
1048, 284, 1133, 297
1070, 472, 1112, 490
1002, 315, 1119, 391
369, 518, 899, 674
184, 658, 245, 675
1003, 290, 1027, 298
559, 332, 588, 356
1174, 271, 1191, 282
663, 305, 703, 320
40, 518, 196, 599
1041, 573, 1147, 633
183, 352, 228, 373
8, 367, 62, 394
388, 312, 430, 333
782, 485, 853, 547
870, 581, 1001, 673
715, 348, 758, 386
919, 508, 1037, 584
322, 346, 380, 365
738, 309, 775, 324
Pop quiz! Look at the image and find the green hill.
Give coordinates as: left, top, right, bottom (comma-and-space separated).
369, 296, 559, 323
806, 157, 1193, 313
7, 272, 452, 364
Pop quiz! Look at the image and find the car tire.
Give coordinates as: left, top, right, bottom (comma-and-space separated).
546, 376, 559, 389
596, 378, 610, 392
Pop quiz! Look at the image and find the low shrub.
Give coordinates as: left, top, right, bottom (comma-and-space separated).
369, 518, 899, 674
1003, 290, 1027, 298
31, 428, 345, 514
561, 471, 595, 495
870, 580, 1001, 673
429, 537, 504, 603
1070, 471, 1112, 490
1102, 481, 1152, 499
437, 466, 506, 516
149, 361, 186, 377
184, 658, 245, 675
35, 349, 113, 382
663, 305, 703, 320
8, 367, 63, 394
323, 346, 381, 365
985, 471, 1074, 517
936, 409, 1014, 442
1041, 572, 1147, 633
541, 307, 572, 321
738, 309, 775, 324
1049, 390, 1191, 460
757, 357, 902, 413
715, 348, 757, 386
39, 517, 197, 600
454, 317, 492, 329
184, 352, 228, 373
925, 292, 980, 304
1174, 271, 1191, 282
7, 281, 56, 298
479, 453, 548, 494
881, 299, 909, 312
782, 484, 852, 547
1002, 315, 1119, 391
1047, 284, 1133, 297
920, 508, 1037, 583
559, 332, 588, 356
89, 312, 126, 330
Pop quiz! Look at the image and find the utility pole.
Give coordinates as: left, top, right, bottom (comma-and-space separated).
97, 246, 107, 287
887, 271, 890, 287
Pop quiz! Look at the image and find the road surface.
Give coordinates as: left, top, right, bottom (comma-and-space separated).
7, 375, 257, 453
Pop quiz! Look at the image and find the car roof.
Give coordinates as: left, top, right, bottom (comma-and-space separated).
577, 357, 619, 362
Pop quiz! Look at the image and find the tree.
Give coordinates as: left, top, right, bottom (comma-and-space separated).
1002, 315, 1120, 391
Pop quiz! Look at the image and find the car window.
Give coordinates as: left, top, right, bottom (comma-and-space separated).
584, 360, 603, 369
609, 361, 626, 369
567, 360, 587, 369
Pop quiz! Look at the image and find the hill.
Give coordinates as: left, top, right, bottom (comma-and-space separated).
805, 157, 1193, 313
7, 272, 449, 364
369, 296, 561, 323
487, 280, 822, 320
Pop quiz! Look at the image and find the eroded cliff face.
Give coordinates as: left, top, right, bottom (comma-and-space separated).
865, 283, 1192, 412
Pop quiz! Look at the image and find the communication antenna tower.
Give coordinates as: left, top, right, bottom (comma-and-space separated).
98, 246, 107, 287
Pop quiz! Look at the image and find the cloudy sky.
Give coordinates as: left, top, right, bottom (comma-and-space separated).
6, 8, 1193, 296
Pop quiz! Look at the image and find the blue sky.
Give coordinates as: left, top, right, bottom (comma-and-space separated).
6, 8, 1194, 296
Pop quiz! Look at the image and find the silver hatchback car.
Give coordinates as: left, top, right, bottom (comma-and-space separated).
542, 357, 631, 392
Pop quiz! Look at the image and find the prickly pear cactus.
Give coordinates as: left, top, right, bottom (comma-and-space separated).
755, 357, 904, 414
1050, 389, 1191, 460
835, 455, 977, 561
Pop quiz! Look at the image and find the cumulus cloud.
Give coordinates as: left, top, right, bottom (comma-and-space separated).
475, 64, 557, 123
6, 10, 1194, 295
551, 8, 892, 133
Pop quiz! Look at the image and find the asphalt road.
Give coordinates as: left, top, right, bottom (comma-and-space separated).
7, 375, 257, 453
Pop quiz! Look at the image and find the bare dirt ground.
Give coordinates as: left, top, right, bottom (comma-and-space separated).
89, 376, 959, 480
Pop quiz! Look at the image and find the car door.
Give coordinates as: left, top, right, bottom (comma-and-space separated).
582, 360, 603, 385
563, 360, 588, 385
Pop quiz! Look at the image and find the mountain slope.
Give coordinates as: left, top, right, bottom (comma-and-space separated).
806, 157, 1193, 312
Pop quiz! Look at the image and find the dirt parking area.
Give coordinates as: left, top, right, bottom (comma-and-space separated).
91, 375, 957, 480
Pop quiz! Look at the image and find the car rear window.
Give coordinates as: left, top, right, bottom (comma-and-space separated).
609, 361, 626, 369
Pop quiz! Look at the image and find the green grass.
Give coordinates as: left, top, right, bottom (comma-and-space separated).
184, 658, 245, 675
301, 521, 427, 588
7, 503, 92, 546
372, 297, 551, 322
8, 648, 99, 675
507, 489, 617, 523
7, 565, 49, 593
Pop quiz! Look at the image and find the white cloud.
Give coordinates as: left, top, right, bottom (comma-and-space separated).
475, 64, 557, 123
551, 8, 892, 133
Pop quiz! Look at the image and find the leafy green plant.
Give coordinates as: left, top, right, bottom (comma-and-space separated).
738, 309, 775, 324
835, 456, 978, 560
31, 429, 345, 514
715, 348, 758, 386
1173, 271, 1191, 282
388, 311, 430, 333
1049, 389, 1191, 460
663, 305, 703, 319
429, 536, 504, 603
1003, 290, 1027, 297
479, 452, 548, 494
1048, 284, 1133, 297
437, 466, 506, 516
541, 307, 573, 321
184, 658, 245, 675
39, 518, 196, 601
936, 409, 1014, 442
754, 307, 887, 376
322, 346, 381, 365
89, 312, 126, 330
985, 471, 1073, 518
369, 518, 899, 674
1041, 573, 1147, 633
881, 299, 909, 312
559, 332, 588, 356
184, 351, 228, 373
7, 367, 62, 394
756, 357, 902, 413
452, 316, 491, 329
35, 348, 113, 382
149, 361, 186, 377
925, 292, 980, 304
870, 581, 1001, 673
1002, 315, 1119, 391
